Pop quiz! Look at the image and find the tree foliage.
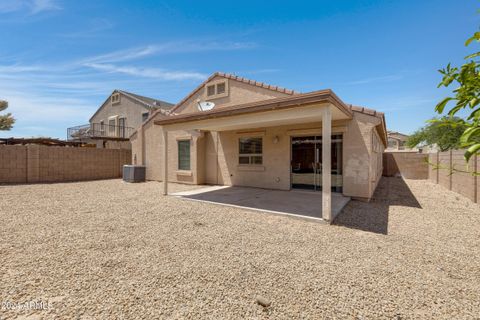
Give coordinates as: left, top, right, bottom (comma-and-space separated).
0, 100, 15, 131
406, 116, 474, 151
435, 30, 480, 161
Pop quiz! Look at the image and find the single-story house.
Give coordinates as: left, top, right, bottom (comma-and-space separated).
131, 72, 387, 222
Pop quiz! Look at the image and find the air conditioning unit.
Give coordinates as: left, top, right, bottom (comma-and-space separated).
123, 165, 146, 183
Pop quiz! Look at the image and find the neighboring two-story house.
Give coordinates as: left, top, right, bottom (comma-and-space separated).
68, 90, 174, 149
386, 131, 417, 152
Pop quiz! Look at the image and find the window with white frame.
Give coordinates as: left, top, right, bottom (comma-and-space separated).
111, 93, 121, 105
108, 117, 117, 136
239, 137, 263, 165
99, 120, 105, 135
118, 117, 126, 138
205, 80, 228, 99
178, 140, 191, 170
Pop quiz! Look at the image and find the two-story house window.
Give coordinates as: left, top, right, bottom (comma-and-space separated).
111, 93, 121, 105
118, 117, 126, 138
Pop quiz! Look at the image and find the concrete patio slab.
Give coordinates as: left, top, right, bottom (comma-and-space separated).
171, 186, 350, 222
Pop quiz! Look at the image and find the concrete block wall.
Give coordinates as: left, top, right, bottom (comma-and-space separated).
0, 145, 131, 184
382, 152, 428, 179
0, 145, 28, 183
428, 150, 478, 203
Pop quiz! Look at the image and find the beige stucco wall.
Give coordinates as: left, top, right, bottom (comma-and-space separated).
131, 115, 204, 184
342, 112, 383, 199
132, 112, 383, 200
174, 75, 292, 115
90, 94, 152, 131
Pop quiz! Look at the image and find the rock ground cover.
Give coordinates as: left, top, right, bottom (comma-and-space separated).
0, 178, 479, 319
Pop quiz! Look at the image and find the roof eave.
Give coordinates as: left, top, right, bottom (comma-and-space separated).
154, 90, 352, 127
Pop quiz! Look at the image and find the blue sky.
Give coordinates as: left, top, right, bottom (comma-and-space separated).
0, 0, 478, 139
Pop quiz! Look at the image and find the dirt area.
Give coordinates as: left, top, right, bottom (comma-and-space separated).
0, 178, 479, 319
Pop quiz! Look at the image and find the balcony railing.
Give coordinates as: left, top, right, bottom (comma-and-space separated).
67, 123, 134, 141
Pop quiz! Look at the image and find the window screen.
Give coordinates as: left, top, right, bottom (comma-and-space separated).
178, 140, 191, 170
239, 137, 262, 165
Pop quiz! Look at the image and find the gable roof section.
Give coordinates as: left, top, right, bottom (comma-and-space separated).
89, 90, 174, 122
118, 90, 174, 110
170, 72, 299, 113
155, 89, 353, 126
349, 105, 388, 147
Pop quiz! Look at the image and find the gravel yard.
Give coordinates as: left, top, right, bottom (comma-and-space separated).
1, 177, 479, 319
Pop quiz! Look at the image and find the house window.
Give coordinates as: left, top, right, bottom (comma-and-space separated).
239, 137, 263, 165
99, 121, 105, 135
216, 82, 226, 94
111, 93, 121, 105
142, 112, 149, 122
108, 118, 116, 136
118, 117, 126, 138
205, 80, 228, 99
178, 140, 191, 170
207, 85, 216, 97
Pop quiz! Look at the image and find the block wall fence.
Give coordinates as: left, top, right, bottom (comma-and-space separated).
428, 150, 479, 204
383, 151, 478, 204
0, 145, 131, 184
383, 152, 429, 179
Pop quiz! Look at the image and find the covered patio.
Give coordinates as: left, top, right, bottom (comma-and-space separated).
172, 185, 350, 222
155, 90, 353, 222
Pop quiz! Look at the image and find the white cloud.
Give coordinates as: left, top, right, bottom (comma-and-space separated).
82, 41, 256, 64
0, 1, 24, 13
58, 18, 114, 38
29, 0, 60, 14
84, 63, 207, 81
0, 64, 45, 73
0, 0, 60, 15
0, 39, 257, 137
346, 74, 404, 85
82, 46, 159, 64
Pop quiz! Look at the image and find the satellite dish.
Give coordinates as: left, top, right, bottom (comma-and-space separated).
197, 101, 215, 111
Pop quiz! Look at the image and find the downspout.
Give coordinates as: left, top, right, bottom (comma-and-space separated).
216, 132, 219, 185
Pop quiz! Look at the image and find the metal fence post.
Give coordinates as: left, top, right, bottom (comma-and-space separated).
474, 154, 478, 204
449, 149, 453, 190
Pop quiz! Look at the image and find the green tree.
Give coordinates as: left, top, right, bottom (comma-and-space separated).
406, 116, 473, 151
0, 100, 15, 130
435, 30, 480, 161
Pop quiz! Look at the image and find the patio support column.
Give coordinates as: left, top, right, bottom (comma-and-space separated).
322, 106, 332, 221
162, 128, 168, 195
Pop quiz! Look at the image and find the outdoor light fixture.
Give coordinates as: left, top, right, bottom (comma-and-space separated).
273, 135, 279, 144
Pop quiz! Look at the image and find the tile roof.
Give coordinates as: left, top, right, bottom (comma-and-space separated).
89, 90, 174, 122
349, 105, 387, 146
154, 89, 352, 126
117, 90, 174, 110
349, 105, 385, 118
170, 72, 298, 113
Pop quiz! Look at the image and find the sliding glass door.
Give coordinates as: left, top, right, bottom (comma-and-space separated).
291, 135, 343, 192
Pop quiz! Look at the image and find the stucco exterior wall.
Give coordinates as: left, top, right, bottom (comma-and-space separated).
133, 113, 383, 200
175, 75, 292, 115
131, 114, 204, 184
90, 94, 152, 131
341, 112, 381, 199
